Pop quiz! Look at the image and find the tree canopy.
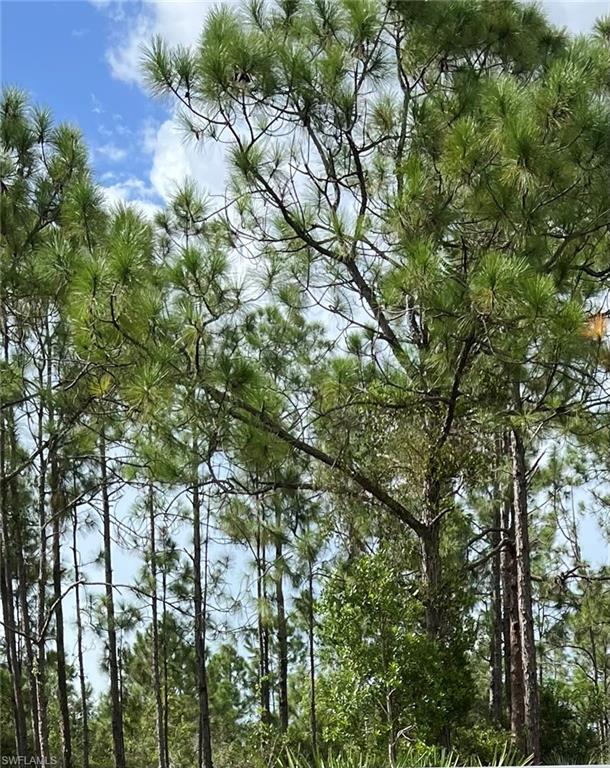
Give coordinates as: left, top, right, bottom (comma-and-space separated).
1, 2, 610, 767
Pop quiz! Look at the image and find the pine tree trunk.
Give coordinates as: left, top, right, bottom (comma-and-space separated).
100, 431, 126, 768
501, 567, 512, 730
71, 503, 90, 768
501, 492, 525, 749
490, 533, 504, 725
421, 521, 441, 637
14, 491, 40, 757
51, 456, 73, 768
386, 685, 397, 768
0, 534, 28, 757
0, 320, 29, 758
192, 472, 214, 768
421, 460, 443, 638
7, 423, 40, 757
490, 437, 504, 725
161, 560, 169, 768
148, 483, 167, 768
307, 557, 317, 756
35, 357, 50, 765
256, 502, 271, 731
275, 506, 289, 733
421, 499, 450, 750
510, 427, 541, 762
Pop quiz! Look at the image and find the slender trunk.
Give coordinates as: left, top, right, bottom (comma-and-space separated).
421, 514, 451, 749
0, 535, 28, 757
35, 355, 49, 764
510, 427, 540, 762
501, 609, 511, 727
386, 686, 397, 768
72, 502, 90, 768
500, 498, 512, 728
13, 480, 40, 757
100, 431, 126, 768
589, 627, 603, 745
161, 557, 169, 768
256, 510, 271, 731
0, 320, 28, 758
307, 557, 317, 756
117, 643, 124, 712
382, 637, 397, 767
421, 521, 441, 637
490, 536, 503, 725
275, 506, 289, 733
6, 412, 40, 755
490, 437, 503, 725
148, 483, 167, 768
51, 456, 73, 768
192, 471, 213, 768
501, 490, 525, 749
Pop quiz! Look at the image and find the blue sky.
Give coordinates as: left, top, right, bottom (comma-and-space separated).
1, 0, 229, 213
1, 2, 159, 198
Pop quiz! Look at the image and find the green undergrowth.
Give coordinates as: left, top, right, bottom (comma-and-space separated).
281, 742, 529, 768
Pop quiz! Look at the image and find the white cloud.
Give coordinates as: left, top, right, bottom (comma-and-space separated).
96, 0, 606, 221
140, 117, 161, 155
98, 118, 229, 218
88, 0, 128, 23
96, 143, 128, 162
91, 94, 104, 115
101, 176, 160, 219
105, 1, 216, 86
148, 117, 227, 201
94, 0, 232, 204
106, 12, 154, 84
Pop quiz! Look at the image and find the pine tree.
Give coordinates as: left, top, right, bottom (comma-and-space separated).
141, 1, 609, 753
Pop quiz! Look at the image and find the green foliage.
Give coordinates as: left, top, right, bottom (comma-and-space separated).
539, 682, 598, 762
282, 738, 527, 768
2, 2, 610, 766
318, 550, 473, 752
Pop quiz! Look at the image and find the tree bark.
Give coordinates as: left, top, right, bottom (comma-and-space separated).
51, 455, 73, 768
35, 354, 49, 765
421, 521, 441, 638
510, 427, 541, 762
490, 530, 504, 725
386, 686, 397, 768
274, 505, 289, 733
0, 535, 28, 757
6, 415, 40, 758
256, 503, 271, 730
13, 486, 40, 758
148, 483, 167, 768
100, 431, 126, 768
161, 552, 169, 768
421, 463, 452, 750
307, 555, 317, 756
490, 437, 504, 725
0, 320, 29, 758
501, 553, 512, 731
71, 502, 90, 768
501, 490, 525, 749
192, 470, 214, 768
